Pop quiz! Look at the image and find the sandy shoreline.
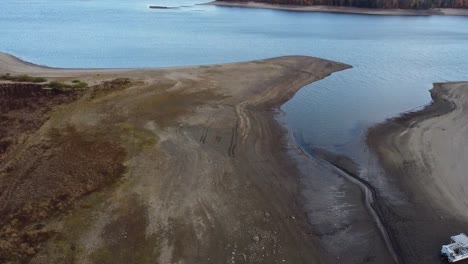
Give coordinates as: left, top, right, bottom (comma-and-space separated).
6, 51, 465, 263
368, 82, 468, 263
205, 1, 468, 16
1, 52, 386, 263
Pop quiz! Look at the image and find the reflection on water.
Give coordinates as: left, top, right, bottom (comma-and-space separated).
1, 0, 468, 155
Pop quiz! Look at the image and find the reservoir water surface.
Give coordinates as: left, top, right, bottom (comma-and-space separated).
1, 0, 468, 154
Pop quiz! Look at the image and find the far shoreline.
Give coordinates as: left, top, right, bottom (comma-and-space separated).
204, 1, 468, 16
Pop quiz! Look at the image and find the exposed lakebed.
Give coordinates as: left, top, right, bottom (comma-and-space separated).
2, 0, 468, 156
1, 1, 468, 263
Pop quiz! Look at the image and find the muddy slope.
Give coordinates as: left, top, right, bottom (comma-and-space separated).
368, 82, 468, 264
0, 53, 366, 263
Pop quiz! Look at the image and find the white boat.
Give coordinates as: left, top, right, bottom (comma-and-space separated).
441, 233, 468, 263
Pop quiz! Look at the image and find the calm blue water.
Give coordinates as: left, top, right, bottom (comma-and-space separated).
2, 0, 468, 153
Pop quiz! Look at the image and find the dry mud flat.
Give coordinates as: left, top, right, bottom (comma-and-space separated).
0, 53, 399, 264
368, 82, 468, 263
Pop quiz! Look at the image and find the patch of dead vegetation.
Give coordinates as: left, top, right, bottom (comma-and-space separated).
116, 123, 159, 152
0, 125, 127, 263
0, 83, 82, 159
136, 88, 228, 128
0, 78, 141, 263
90, 78, 134, 99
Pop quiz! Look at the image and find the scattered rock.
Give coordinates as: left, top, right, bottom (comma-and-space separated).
26, 247, 35, 256
252, 235, 260, 242
264, 212, 271, 218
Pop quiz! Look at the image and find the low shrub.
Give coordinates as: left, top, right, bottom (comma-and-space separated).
0, 73, 47, 83
48, 80, 88, 89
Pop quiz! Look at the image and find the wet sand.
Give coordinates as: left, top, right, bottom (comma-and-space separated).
205, 1, 468, 16
368, 82, 468, 263
0, 52, 397, 263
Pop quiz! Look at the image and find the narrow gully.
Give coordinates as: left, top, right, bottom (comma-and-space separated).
297, 144, 403, 264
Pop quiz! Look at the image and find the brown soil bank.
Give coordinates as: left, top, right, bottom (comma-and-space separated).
207, 1, 468, 16
0, 53, 353, 263
214, 0, 468, 9
368, 82, 468, 263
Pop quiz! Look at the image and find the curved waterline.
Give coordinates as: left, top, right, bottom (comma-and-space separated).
297, 144, 403, 264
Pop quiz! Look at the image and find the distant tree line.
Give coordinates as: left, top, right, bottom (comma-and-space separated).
220, 0, 468, 8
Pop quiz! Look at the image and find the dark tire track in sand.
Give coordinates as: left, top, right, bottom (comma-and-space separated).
199, 127, 208, 144
228, 122, 238, 157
